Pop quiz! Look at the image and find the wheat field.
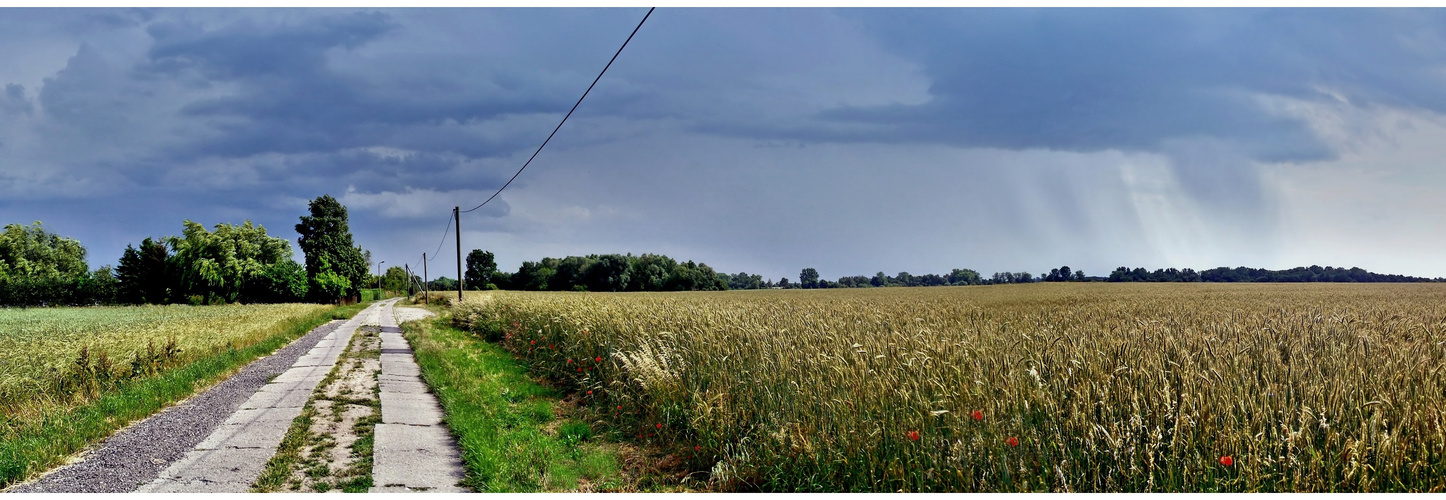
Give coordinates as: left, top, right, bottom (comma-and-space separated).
0, 303, 329, 417
450, 283, 1446, 492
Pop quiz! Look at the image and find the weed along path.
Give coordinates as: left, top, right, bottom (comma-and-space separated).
249, 298, 463, 492
136, 299, 390, 493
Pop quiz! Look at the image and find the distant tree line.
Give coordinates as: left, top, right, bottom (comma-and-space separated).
401, 253, 1432, 295
1, 195, 373, 307
1108, 265, 1437, 283
449, 252, 728, 292
789, 268, 990, 289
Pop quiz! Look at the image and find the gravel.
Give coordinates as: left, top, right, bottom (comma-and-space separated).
5, 319, 345, 493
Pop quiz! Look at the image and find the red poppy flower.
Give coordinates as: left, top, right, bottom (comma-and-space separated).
577, 368, 582, 372
1006, 436, 1019, 447
972, 410, 983, 421
1220, 456, 1234, 467
906, 431, 920, 441
567, 359, 573, 363
596, 356, 603, 362
617, 405, 623, 410
530, 340, 535, 345
656, 423, 663, 429
549, 345, 554, 349
695, 446, 701, 452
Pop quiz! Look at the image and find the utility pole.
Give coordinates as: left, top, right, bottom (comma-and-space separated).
423, 252, 429, 304
376, 261, 385, 298
405, 263, 413, 299
455, 206, 463, 302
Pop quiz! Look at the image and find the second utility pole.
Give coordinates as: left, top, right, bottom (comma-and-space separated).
454, 206, 463, 302
423, 252, 429, 304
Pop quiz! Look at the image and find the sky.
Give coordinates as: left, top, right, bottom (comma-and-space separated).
4, 7, 1446, 281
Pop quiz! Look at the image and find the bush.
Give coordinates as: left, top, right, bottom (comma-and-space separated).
0, 271, 117, 307
240, 260, 308, 303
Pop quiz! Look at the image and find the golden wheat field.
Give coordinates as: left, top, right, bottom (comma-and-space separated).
449, 283, 1446, 492
0, 303, 328, 416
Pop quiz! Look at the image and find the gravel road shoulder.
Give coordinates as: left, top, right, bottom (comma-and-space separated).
4, 319, 345, 493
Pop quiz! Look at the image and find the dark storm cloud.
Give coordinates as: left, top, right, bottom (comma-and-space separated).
141, 12, 396, 80
130, 11, 585, 162
7, 8, 1446, 280
788, 9, 1446, 163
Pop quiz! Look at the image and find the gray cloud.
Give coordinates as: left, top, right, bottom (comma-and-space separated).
795, 9, 1446, 161
3, 8, 1446, 280
0, 84, 30, 115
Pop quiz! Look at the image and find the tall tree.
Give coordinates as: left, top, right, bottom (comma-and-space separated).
115, 237, 173, 304
464, 249, 497, 290
167, 220, 296, 304
295, 195, 367, 302
0, 221, 88, 279
799, 268, 820, 289
381, 266, 410, 294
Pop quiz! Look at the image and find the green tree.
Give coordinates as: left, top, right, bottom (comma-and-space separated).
948, 268, 983, 285
381, 266, 410, 294
311, 261, 351, 304
115, 237, 173, 304
464, 250, 497, 291
582, 254, 631, 292
246, 260, 308, 303
295, 195, 367, 302
0, 221, 88, 280
167, 220, 296, 304
799, 268, 820, 289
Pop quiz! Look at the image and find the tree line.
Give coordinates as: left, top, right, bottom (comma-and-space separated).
9, 205, 1441, 306
418, 251, 729, 293
0, 195, 372, 306
414, 256, 1440, 294
1106, 265, 1437, 283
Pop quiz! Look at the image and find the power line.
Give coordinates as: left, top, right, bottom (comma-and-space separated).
461, 7, 655, 214
428, 215, 452, 262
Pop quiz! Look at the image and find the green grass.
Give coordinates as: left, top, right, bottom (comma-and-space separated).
253, 324, 381, 492
0, 301, 370, 490
402, 316, 625, 492
252, 405, 318, 492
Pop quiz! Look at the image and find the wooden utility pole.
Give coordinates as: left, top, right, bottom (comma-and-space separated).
423, 252, 429, 304
404, 264, 413, 299
454, 206, 463, 302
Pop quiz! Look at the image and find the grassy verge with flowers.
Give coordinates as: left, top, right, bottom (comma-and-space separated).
402, 312, 705, 491
450, 284, 1446, 492
0, 302, 367, 489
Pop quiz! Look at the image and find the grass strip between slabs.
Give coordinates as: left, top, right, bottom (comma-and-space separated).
253, 325, 381, 492
402, 314, 628, 492
0, 302, 370, 490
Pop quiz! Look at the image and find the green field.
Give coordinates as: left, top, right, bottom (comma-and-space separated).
448, 284, 1446, 492
0, 302, 353, 488
0, 304, 328, 412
